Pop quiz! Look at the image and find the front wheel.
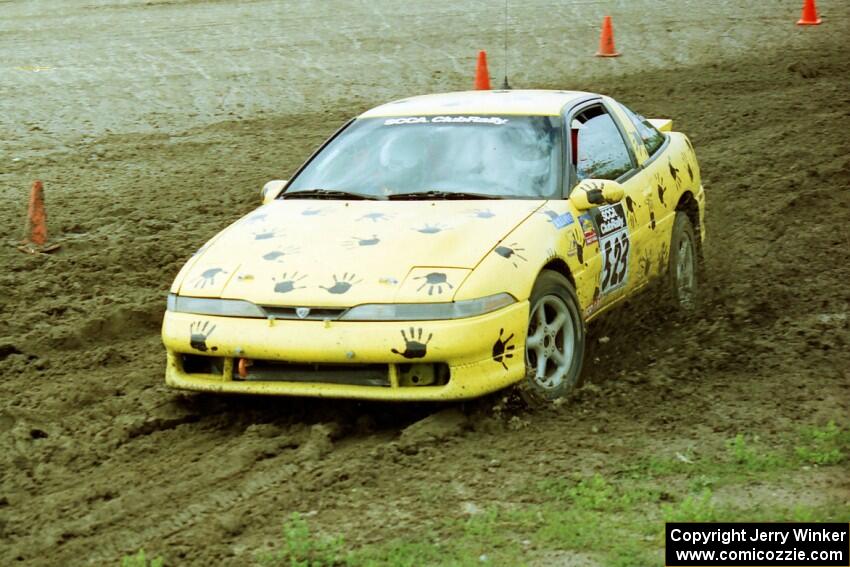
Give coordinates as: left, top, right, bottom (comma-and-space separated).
520, 271, 586, 404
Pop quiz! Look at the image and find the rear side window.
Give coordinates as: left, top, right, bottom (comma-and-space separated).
618, 102, 666, 156
572, 105, 634, 181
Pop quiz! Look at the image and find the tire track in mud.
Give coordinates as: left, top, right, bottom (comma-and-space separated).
1, 383, 446, 564
30, 415, 443, 565
67, 429, 320, 563
3, 413, 306, 561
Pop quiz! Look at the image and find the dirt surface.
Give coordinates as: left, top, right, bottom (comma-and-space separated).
1, 0, 849, 565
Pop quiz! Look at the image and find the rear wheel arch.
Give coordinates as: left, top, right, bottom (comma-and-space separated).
676, 191, 701, 249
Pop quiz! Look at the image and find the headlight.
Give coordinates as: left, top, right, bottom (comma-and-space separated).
339, 293, 516, 321
167, 294, 266, 318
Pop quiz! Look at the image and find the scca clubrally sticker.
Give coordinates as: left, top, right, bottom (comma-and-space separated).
594, 203, 630, 295
383, 116, 510, 126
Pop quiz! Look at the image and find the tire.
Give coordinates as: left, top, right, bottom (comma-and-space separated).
666, 212, 700, 311
520, 271, 586, 404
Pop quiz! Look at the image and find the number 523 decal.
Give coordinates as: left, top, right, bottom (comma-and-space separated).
596, 203, 630, 294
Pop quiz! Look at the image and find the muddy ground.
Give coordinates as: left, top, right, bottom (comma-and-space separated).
1, 0, 849, 565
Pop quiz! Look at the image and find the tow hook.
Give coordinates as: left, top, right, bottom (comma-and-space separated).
237, 358, 253, 378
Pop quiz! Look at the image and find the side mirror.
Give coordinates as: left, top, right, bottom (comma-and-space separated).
261, 179, 288, 205
570, 179, 625, 211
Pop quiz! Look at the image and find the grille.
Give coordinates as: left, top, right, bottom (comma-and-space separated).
260, 306, 348, 321
236, 360, 390, 387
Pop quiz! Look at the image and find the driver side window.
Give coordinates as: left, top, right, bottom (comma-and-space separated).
571, 105, 635, 182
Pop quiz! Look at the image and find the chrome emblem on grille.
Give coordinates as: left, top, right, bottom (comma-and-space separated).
295, 307, 311, 319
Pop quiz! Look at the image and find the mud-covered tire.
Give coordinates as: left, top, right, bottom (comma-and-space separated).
666, 212, 700, 311
519, 271, 586, 404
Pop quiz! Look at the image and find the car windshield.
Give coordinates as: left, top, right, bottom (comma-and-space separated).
285, 115, 563, 199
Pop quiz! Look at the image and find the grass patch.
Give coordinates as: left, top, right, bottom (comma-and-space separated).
604, 541, 658, 567
795, 421, 848, 466
662, 489, 719, 523
625, 422, 849, 482
121, 550, 164, 567
350, 538, 449, 567
725, 433, 787, 471
535, 473, 661, 510
254, 477, 849, 567
259, 512, 346, 566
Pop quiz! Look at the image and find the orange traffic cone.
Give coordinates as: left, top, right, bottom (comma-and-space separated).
797, 0, 822, 25
19, 180, 60, 254
474, 50, 491, 90
595, 16, 621, 57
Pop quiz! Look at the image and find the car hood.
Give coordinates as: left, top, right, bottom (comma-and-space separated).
177, 199, 544, 307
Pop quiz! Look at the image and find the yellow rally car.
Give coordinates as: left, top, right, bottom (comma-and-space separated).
162, 90, 705, 402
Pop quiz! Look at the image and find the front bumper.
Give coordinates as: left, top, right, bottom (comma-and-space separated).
162, 301, 529, 401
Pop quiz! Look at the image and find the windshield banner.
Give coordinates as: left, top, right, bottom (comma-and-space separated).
384, 116, 510, 126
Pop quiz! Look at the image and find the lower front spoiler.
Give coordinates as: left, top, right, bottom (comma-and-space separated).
165, 351, 525, 401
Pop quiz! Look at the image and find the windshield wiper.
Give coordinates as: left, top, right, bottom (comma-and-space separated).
280, 189, 383, 201
387, 190, 501, 201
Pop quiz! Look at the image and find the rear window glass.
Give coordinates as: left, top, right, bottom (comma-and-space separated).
618, 102, 666, 156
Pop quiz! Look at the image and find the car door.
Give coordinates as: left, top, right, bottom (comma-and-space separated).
607, 98, 675, 281
565, 101, 648, 315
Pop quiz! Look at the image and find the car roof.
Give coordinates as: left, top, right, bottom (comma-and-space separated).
359, 89, 595, 118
